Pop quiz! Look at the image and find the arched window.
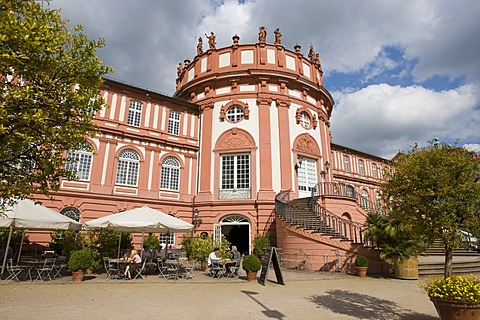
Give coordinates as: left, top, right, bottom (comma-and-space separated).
160, 156, 180, 191
346, 185, 355, 198
361, 190, 370, 210
115, 149, 140, 186
65, 147, 93, 181
375, 192, 382, 213
60, 207, 81, 222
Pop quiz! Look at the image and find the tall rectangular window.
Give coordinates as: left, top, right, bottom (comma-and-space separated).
372, 163, 378, 178
358, 160, 364, 175
127, 100, 142, 127
221, 154, 250, 189
65, 149, 93, 181
343, 155, 350, 173
168, 110, 180, 135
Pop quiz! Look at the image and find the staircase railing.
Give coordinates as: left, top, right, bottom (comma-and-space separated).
312, 182, 389, 215
275, 190, 366, 244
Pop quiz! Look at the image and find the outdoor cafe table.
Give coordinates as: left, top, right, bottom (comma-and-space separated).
108, 258, 127, 278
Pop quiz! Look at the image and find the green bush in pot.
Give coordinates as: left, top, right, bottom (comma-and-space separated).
242, 254, 262, 272
67, 247, 99, 272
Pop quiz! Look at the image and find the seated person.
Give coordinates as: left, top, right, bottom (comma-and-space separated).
123, 249, 142, 280
141, 245, 153, 260
0, 243, 14, 261
230, 246, 241, 265
207, 247, 220, 271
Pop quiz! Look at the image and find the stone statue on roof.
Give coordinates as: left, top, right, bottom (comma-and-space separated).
274, 28, 282, 45
258, 26, 267, 43
197, 37, 203, 55
205, 32, 216, 50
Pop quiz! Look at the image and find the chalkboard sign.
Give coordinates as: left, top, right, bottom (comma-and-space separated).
258, 247, 284, 286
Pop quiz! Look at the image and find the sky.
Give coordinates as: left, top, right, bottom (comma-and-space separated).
49, 0, 480, 159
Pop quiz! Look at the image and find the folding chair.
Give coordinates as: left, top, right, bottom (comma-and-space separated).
226, 261, 240, 279
165, 259, 180, 280
35, 258, 56, 282
3, 259, 24, 283
103, 257, 119, 279
182, 260, 196, 280
52, 256, 67, 278
210, 260, 224, 278
133, 259, 146, 280
157, 258, 167, 279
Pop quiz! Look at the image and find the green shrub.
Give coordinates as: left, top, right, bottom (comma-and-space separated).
67, 247, 99, 272
355, 255, 368, 267
142, 233, 159, 250
253, 234, 270, 258
242, 254, 262, 272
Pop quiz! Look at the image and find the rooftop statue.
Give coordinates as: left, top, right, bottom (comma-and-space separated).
258, 26, 267, 43
177, 63, 183, 77
205, 32, 216, 50
274, 28, 282, 45
308, 45, 315, 61
197, 37, 203, 55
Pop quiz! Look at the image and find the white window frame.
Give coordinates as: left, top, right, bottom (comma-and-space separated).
358, 160, 364, 175
115, 149, 140, 186
299, 111, 311, 129
160, 156, 180, 191
127, 100, 142, 127
226, 105, 245, 122
221, 154, 250, 190
168, 110, 180, 135
65, 148, 93, 181
159, 233, 175, 246
343, 155, 350, 173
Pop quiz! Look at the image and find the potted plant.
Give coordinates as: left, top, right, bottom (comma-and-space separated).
354, 255, 368, 277
363, 212, 421, 279
242, 254, 262, 281
253, 234, 271, 259
67, 247, 99, 282
422, 275, 480, 319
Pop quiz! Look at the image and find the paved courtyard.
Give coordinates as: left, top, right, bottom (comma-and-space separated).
0, 269, 439, 320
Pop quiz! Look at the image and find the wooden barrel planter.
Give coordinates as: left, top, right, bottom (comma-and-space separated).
393, 257, 418, 280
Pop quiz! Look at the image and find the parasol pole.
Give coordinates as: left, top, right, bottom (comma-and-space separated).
16, 230, 25, 265
117, 232, 122, 259
1, 225, 13, 277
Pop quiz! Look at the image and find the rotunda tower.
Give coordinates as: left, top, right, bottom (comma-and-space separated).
174, 28, 334, 247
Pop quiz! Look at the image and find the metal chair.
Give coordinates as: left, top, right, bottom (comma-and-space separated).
210, 260, 224, 278
103, 257, 119, 279
133, 259, 146, 279
181, 260, 196, 280
165, 259, 180, 280
157, 258, 168, 279
225, 261, 240, 279
52, 256, 67, 278
3, 259, 24, 283
35, 258, 56, 282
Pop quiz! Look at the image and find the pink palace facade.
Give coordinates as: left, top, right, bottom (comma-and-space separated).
34, 29, 392, 272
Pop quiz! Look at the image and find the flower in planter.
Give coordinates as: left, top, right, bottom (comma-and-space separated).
422, 275, 480, 303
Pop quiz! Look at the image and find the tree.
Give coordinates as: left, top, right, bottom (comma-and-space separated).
381, 140, 480, 277
0, 0, 112, 201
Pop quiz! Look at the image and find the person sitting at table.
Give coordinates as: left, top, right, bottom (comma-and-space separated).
124, 248, 142, 280
207, 247, 220, 273
225, 245, 241, 275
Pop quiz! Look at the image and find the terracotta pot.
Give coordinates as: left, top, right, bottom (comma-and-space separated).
246, 271, 257, 281
72, 270, 85, 282
355, 266, 368, 277
431, 297, 480, 320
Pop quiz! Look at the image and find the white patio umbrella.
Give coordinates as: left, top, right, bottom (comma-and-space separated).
84, 205, 193, 257
0, 199, 82, 276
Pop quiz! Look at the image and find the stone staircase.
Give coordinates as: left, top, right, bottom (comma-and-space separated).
418, 242, 480, 276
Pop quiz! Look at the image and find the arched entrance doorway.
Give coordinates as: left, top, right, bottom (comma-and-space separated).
220, 215, 251, 256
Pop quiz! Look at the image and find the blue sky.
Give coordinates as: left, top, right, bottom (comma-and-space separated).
51, 0, 480, 159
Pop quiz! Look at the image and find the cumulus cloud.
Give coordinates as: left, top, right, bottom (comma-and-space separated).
330, 84, 480, 158
50, 0, 480, 157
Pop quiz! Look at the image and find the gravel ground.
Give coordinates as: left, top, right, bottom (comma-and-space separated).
0, 270, 439, 320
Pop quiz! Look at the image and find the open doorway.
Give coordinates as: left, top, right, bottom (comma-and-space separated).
220, 215, 251, 256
